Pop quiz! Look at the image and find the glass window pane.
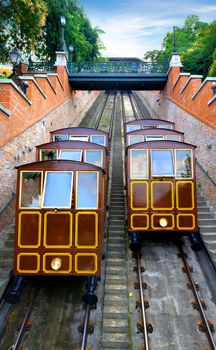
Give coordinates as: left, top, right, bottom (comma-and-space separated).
90, 135, 105, 146
77, 172, 98, 209
128, 135, 143, 145
85, 150, 102, 167
166, 135, 181, 141
127, 125, 141, 132
159, 125, 172, 130
20, 172, 42, 208
152, 150, 174, 176
146, 136, 164, 141
40, 150, 57, 161
43, 172, 73, 208
69, 135, 89, 142
131, 150, 148, 179
59, 150, 82, 161
176, 150, 192, 178
142, 125, 154, 129
54, 135, 69, 141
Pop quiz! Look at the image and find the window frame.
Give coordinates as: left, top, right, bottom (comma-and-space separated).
151, 149, 174, 177
19, 170, 43, 209
59, 149, 83, 161
146, 135, 165, 142
69, 135, 89, 142
53, 134, 69, 141
126, 125, 141, 133
84, 149, 103, 167
40, 149, 58, 161
75, 171, 99, 210
175, 149, 193, 179
90, 134, 106, 146
130, 149, 149, 180
128, 135, 144, 145
42, 171, 73, 209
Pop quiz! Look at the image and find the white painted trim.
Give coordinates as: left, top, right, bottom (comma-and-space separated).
192, 77, 216, 99
0, 79, 32, 104
180, 75, 203, 94
173, 73, 190, 90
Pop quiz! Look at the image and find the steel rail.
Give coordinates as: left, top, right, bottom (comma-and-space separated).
136, 253, 149, 350
108, 92, 117, 139
128, 92, 139, 120
94, 92, 110, 129
178, 244, 216, 350
120, 92, 126, 123
81, 304, 91, 350
11, 287, 39, 350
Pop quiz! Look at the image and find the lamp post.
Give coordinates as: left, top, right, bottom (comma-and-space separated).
9, 48, 21, 73
69, 45, 73, 62
60, 15, 66, 51
9, 48, 28, 94
173, 26, 177, 53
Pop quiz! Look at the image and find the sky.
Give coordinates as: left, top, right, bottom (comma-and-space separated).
79, 0, 216, 59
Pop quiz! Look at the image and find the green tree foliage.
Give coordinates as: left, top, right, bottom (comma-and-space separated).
45, 0, 105, 62
0, 0, 47, 62
144, 15, 216, 76
0, 0, 104, 63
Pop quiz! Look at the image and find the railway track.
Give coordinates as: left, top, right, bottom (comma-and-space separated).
0, 90, 216, 350
0, 92, 117, 350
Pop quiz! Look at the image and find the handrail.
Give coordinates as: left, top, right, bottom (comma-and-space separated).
67, 61, 169, 74
28, 61, 55, 72
196, 160, 216, 187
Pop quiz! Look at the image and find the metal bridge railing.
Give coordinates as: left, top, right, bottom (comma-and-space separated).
27, 60, 168, 75
28, 61, 55, 72
67, 61, 169, 74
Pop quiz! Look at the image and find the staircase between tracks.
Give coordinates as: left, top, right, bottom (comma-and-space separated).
101, 96, 130, 349
197, 190, 216, 267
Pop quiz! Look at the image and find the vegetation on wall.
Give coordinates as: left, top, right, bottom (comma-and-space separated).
0, 0, 105, 63
144, 15, 216, 77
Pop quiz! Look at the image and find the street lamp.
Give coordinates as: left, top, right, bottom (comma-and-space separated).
60, 15, 66, 51
69, 44, 73, 62
173, 26, 177, 53
9, 48, 21, 73
9, 48, 28, 94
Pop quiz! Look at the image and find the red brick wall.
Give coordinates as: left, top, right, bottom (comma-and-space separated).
0, 65, 100, 212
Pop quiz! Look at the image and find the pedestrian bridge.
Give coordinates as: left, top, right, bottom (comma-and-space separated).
67, 61, 168, 90
28, 60, 168, 91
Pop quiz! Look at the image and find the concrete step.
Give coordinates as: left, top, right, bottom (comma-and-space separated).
106, 275, 127, 284
108, 243, 125, 249
107, 258, 126, 267
104, 294, 128, 307
198, 212, 215, 219
198, 219, 216, 226
200, 232, 216, 240
103, 305, 128, 319
205, 240, 216, 249
208, 249, 216, 260
108, 237, 125, 244
105, 284, 127, 295
0, 259, 13, 268
106, 266, 127, 275
101, 333, 129, 349
109, 213, 125, 220
199, 226, 216, 233
0, 248, 14, 258
0, 269, 11, 279
102, 319, 128, 333
108, 251, 126, 258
